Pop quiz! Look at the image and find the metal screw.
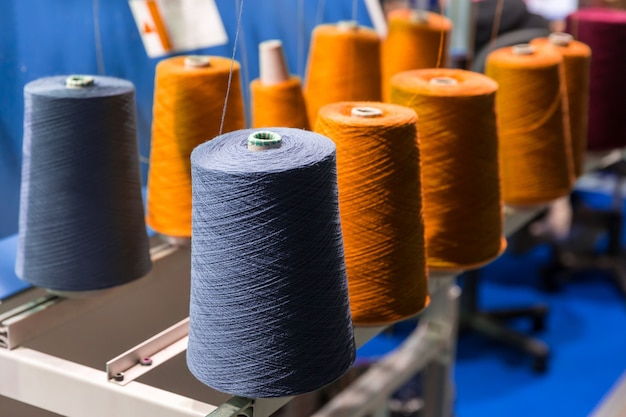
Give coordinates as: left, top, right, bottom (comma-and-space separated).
114, 372, 124, 382
139, 357, 153, 366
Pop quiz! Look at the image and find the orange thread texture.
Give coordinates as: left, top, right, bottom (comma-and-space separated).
381, 9, 452, 101
305, 24, 382, 127
486, 44, 574, 205
531, 37, 591, 178
391, 69, 505, 271
314, 102, 427, 326
250, 77, 310, 129
147, 56, 246, 238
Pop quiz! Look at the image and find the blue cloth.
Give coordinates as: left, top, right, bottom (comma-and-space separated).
0, 235, 31, 301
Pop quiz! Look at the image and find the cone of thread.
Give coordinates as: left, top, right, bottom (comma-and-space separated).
391, 69, 505, 270
314, 101, 427, 325
251, 40, 309, 129
382, 9, 452, 101
251, 78, 309, 129
566, 8, 626, 151
16, 75, 151, 291
304, 23, 382, 127
147, 56, 246, 238
187, 128, 355, 397
486, 44, 574, 205
531, 36, 590, 178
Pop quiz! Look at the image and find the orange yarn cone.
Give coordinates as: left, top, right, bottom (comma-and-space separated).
486, 43, 574, 206
304, 21, 382, 127
382, 9, 452, 101
531, 33, 591, 178
314, 101, 427, 326
251, 40, 309, 129
391, 69, 505, 271
251, 78, 309, 129
147, 56, 245, 240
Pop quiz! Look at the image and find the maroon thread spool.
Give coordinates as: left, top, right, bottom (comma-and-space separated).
566, 8, 626, 151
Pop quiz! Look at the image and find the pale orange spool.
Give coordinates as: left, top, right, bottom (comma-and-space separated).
250, 77, 309, 129
304, 22, 382, 127
531, 34, 591, 178
382, 9, 452, 101
314, 101, 427, 326
147, 56, 246, 239
391, 68, 506, 271
486, 44, 574, 206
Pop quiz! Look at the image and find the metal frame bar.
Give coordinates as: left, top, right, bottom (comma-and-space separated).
308, 275, 458, 417
0, 346, 216, 417
0, 238, 180, 350
107, 318, 190, 385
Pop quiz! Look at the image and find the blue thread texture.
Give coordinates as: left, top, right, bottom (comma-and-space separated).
16, 76, 151, 291
187, 128, 355, 397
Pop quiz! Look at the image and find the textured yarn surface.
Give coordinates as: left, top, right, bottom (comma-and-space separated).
16, 76, 151, 291
486, 44, 574, 205
531, 37, 591, 178
391, 69, 505, 271
314, 102, 428, 325
304, 23, 382, 127
250, 77, 309, 129
566, 8, 626, 151
381, 9, 452, 101
187, 128, 355, 397
147, 56, 245, 238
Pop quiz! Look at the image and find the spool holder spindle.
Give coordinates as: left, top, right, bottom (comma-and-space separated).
65, 75, 95, 88
351, 106, 383, 118
337, 20, 359, 31
512, 43, 536, 56
430, 77, 458, 86
247, 131, 282, 152
548, 32, 574, 47
184, 55, 211, 68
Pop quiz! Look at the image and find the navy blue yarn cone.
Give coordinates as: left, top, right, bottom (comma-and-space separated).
16, 75, 151, 291
187, 128, 355, 398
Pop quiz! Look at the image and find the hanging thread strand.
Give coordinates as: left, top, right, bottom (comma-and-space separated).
220, 0, 246, 136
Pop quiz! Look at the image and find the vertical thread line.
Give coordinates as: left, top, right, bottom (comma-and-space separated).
220, 0, 246, 136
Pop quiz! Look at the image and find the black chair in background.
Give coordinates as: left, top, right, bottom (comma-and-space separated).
458, 0, 552, 372
542, 160, 626, 296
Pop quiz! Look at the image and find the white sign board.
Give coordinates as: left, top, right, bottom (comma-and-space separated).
129, 0, 228, 58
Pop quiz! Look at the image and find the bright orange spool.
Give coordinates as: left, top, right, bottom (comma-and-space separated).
250, 77, 309, 129
147, 56, 246, 239
382, 9, 452, 101
304, 22, 382, 127
314, 101, 427, 326
531, 35, 591, 178
486, 44, 574, 206
391, 68, 505, 271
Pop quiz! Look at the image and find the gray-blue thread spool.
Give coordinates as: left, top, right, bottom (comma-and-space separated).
16, 75, 152, 292
187, 127, 355, 397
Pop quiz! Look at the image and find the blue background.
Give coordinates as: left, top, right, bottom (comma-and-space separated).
0, 0, 375, 239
